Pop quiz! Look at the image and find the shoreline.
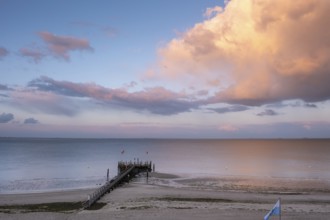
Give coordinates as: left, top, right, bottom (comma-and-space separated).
2, 172, 330, 196
1, 172, 330, 219
2, 172, 330, 203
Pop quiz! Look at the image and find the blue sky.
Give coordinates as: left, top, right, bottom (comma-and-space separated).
1, 0, 330, 138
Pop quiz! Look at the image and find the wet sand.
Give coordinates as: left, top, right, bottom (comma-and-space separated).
1, 173, 330, 220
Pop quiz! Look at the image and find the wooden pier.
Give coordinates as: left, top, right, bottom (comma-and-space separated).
82, 160, 153, 209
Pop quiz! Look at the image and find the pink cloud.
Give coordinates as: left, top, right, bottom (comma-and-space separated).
38, 31, 93, 60
0, 47, 9, 59
11, 89, 79, 116
27, 76, 200, 115
303, 124, 312, 130
153, 0, 330, 106
218, 124, 238, 132
19, 48, 46, 63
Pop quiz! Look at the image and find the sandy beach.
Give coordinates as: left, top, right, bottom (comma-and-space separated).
1, 173, 330, 220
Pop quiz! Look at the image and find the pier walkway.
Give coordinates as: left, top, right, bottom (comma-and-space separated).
82, 161, 153, 208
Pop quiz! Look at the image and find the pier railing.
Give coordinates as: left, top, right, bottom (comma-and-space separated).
82, 160, 153, 209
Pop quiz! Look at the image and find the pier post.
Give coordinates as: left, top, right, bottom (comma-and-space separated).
147, 170, 149, 183
107, 168, 109, 181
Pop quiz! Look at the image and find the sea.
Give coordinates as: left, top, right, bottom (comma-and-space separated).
1, 138, 330, 194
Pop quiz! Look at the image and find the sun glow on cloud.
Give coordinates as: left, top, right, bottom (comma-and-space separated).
152, 0, 330, 106
1, 0, 330, 138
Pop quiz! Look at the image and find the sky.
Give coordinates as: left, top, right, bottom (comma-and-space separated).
1, 0, 330, 138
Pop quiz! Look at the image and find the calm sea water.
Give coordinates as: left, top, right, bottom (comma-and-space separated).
0, 138, 330, 193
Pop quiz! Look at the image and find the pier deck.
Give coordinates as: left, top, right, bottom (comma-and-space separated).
82, 161, 152, 208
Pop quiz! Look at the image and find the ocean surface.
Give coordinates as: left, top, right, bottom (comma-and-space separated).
1, 138, 330, 193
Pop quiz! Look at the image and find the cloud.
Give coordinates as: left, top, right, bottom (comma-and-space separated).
0, 84, 11, 97
153, 0, 330, 106
257, 109, 279, 117
38, 32, 93, 60
0, 84, 11, 91
204, 6, 223, 18
123, 81, 138, 89
266, 100, 318, 109
71, 21, 117, 37
10, 89, 80, 116
3, 84, 80, 116
304, 103, 317, 108
19, 48, 46, 63
218, 124, 238, 132
71, 21, 96, 28
102, 26, 117, 37
210, 105, 249, 114
0, 47, 9, 59
0, 113, 14, 123
24, 117, 39, 124
303, 124, 312, 130
27, 76, 201, 115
